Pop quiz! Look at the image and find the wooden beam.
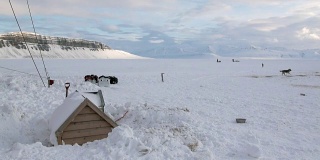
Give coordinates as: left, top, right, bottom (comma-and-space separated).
73, 113, 103, 122
84, 99, 118, 127
62, 127, 112, 139
58, 135, 62, 145
64, 120, 111, 131
63, 134, 108, 145
78, 106, 95, 114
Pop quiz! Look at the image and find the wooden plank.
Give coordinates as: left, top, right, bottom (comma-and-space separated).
58, 135, 62, 145
62, 127, 112, 139
63, 134, 108, 145
82, 99, 118, 128
72, 113, 103, 122
78, 107, 95, 114
65, 120, 111, 131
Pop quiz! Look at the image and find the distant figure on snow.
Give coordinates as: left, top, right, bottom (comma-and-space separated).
262, 63, 264, 68
280, 69, 291, 75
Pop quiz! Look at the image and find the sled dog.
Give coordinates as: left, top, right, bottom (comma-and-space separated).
280, 69, 291, 75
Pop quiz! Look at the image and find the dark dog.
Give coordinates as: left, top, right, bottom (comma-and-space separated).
280, 69, 291, 75
84, 74, 98, 83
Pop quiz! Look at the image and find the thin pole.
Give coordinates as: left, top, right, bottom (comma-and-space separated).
161, 73, 164, 82
9, 0, 46, 87
27, 0, 49, 79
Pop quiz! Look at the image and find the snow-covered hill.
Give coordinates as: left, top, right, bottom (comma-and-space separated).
113, 42, 213, 59
0, 32, 145, 59
0, 43, 144, 59
110, 39, 320, 59
208, 44, 320, 59
135, 44, 320, 59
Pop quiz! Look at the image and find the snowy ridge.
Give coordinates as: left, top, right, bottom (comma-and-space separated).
0, 43, 144, 59
143, 43, 320, 59
208, 44, 320, 59
0, 32, 145, 59
1, 31, 110, 49
118, 40, 320, 59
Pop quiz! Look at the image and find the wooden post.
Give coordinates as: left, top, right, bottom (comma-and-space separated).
65, 82, 70, 97
161, 73, 164, 82
47, 77, 50, 88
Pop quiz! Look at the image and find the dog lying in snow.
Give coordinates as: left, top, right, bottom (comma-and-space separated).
280, 69, 291, 75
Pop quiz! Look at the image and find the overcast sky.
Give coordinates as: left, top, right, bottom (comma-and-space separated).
1, 0, 320, 53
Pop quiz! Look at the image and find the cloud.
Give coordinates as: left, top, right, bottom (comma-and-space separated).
1, 0, 320, 53
289, 1, 320, 16
99, 25, 120, 33
1, 0, 179, 17
149, 39, 164, 44
176, 2, 232, 21
297, 27, 320, 40
248, 19, 285, 32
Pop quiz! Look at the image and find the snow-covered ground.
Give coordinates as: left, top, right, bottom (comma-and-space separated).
0, 58, 319, 159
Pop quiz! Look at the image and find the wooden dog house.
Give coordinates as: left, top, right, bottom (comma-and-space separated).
49, 91, 117, 146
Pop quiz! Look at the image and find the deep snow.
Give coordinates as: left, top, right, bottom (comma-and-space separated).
0, 58, 319, 159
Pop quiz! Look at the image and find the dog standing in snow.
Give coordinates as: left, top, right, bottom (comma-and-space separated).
280, 69, 291, 75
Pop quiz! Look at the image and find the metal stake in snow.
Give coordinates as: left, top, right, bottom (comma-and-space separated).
161, 73, 164, 82
65, 82, 70, 97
